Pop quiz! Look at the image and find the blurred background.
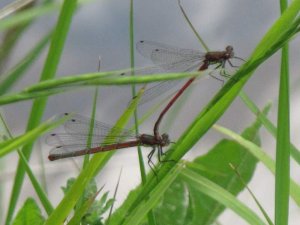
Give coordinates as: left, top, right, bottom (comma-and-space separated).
1, 0, 300, 224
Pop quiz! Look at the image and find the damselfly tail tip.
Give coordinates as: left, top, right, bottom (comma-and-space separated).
48, 155, 58, 161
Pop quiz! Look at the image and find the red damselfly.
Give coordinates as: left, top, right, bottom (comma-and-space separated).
131, 40, 244, 139
46, 113, 171, 169
130, 40, 244, 107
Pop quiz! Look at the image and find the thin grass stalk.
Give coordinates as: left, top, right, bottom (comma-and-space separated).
129, 0, 147, 184
239, 92, 300, 164
0, 31, 52, 95
129, 1, 156, 223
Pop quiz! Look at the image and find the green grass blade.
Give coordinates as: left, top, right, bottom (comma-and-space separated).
0, 114, 69, 158
4, 0, 78, 224
43, 87, 144, 225
275, 0, 290, 223
83, 88, 99, 168
181, 104, 268, 224
180, 168, 266, 225
0, 113, 55, 216
0, 31, 52, 95
177, 0, 209, 51
0, 71, 203, 106
239, 92, 300, 164
121, 164, 184, 225
230, 164, 274, 225
129, 0, 154, 222
16, 151, 54, 215
129, 0, 147, 186
213, 124, 300, 206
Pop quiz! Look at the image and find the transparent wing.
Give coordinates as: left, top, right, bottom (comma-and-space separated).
136, 40, 205, 72
58, 113, 134, 137
46, 113, 136, 149
137, 63, 202, 105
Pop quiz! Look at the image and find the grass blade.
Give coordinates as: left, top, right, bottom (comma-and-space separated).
4, 0, 78, 223
180, 168, 266, 225
0, 71, 203, 106
0, 31, 52, 95
213, 124, 300, 205
121, 164, 184, 225
275, 0, 290, 223
239, 92, 300, 164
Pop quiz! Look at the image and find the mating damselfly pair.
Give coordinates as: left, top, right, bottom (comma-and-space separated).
46, 40, 244, 169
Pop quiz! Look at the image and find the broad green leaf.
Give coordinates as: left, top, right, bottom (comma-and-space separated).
153, 179, 187, 225
12, 198, 44, 225
180, 169, 266, 225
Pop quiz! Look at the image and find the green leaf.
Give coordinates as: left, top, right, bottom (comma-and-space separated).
180, 169, 266, 225
153, 179, 187, 225
12, 198, 44, 225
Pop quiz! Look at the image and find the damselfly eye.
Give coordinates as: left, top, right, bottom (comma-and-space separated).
71, 119, 76, 122
155, 49, 159, 52
51, 133, 56, 136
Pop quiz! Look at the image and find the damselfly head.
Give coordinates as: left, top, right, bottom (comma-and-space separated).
161, 133, 170, 146
225, 45, 234, 58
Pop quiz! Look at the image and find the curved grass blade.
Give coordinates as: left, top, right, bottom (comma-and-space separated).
213, 124, 300, 206
121, 163, 184, 225
180, 168, 266, 225
0, 114, 70, 158
239, 92, 300, 164
0, 71, 202, 106
0, 31, 52, 95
